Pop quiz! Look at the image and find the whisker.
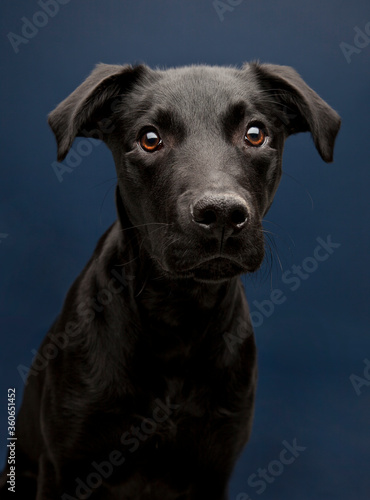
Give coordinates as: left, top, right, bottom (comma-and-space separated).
147, 224, 172, 237
262, 220, 295, 258
98, 182, 117, 227
266, 233, 283, 274
120, 222, 172, 234
91, 177, 118, 188
281, 171, 314, 210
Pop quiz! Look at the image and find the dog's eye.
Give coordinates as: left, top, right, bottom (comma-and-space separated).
245, 125, 266, 147
139, 129, 163, 152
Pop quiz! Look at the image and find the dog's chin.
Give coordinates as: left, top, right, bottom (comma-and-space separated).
190, 258, 248, 283
162, 257, 255, 283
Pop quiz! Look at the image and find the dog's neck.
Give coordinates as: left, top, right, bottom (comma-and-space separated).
80, 218, 249, 384
112, 217, 244, 344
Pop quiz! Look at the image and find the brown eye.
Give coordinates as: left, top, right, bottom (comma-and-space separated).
139, 129, 162, 152
245, 125, 266, 147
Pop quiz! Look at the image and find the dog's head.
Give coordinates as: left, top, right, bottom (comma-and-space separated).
49, 62, 340, 283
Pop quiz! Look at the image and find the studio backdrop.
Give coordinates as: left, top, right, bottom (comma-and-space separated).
0, 1, 369, 499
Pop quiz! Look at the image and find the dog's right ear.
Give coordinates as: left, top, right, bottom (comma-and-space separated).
48, 63, 148, 162
247, 62, 341, 163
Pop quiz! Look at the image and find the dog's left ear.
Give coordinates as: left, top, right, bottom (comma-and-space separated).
247, 62, 341, 162
48, 63, 150, 161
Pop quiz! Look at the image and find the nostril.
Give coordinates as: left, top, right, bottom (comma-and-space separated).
230, 208, 248, 227
195, 208, 217, 226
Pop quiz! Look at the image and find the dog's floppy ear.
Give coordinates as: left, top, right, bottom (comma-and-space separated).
248, 62, 341, 162
48, 63, 148, 161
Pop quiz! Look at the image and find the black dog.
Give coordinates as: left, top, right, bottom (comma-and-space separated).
0, 62, 340, 499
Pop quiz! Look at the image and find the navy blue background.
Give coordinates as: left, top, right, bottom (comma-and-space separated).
1, 1, 369, 498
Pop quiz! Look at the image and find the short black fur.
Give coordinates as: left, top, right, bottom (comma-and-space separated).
0, 62, 340, 499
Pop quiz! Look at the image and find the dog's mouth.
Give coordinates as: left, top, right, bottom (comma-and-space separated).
186, 256, 248, 282
151, 225, 266, 283
160, 255, 253, 283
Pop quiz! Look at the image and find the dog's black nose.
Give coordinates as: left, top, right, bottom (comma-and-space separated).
192, 194, 249, 237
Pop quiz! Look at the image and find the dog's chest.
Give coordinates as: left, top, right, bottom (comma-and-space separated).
129, 354, 239, 448
119, 375, 234, 466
